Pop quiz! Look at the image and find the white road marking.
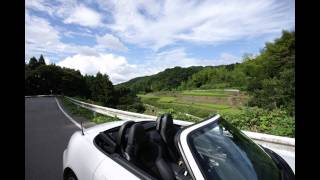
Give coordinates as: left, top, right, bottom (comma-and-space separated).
55, 97, 81, 129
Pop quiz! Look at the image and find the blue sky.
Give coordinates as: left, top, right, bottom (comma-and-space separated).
26, 0, 295, 84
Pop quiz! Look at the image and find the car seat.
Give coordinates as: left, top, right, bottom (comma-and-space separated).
156, 114, 180, 162
125, 123, 175, 180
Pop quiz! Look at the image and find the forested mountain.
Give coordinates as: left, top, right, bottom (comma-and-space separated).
116, 66, 203, 93
116, 64, 238, 93
118, 31, 295, 115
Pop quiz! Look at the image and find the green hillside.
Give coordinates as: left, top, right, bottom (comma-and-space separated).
118, 31, 295, 137
118, 31, 295, 115
116, 64, 239, 92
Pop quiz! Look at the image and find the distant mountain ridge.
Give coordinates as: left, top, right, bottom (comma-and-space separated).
116, 64, 237, 93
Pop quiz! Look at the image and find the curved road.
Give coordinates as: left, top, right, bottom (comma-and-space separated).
25, 97, 79, 180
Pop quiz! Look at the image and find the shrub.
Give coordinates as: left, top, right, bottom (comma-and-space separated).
92, 115, 119, 124
218, 107, 294, 137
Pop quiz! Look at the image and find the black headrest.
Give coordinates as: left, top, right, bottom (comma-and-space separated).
117, 121, 135, 146
127, 123, 147, 145
157, 113, 174, 144
125, 123, 148, 161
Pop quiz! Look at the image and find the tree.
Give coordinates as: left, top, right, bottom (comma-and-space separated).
25, 57, 145, 112
115, 87, 145, 113
91, 72, 116, 107
242, 53, 254, 62
247, 31, 295, 114
28, 56, 39, 70
38, 54, 46, 66
117, 66, 203, 93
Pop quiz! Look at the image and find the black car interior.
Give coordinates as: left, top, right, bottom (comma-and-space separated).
94, 113, 191, 180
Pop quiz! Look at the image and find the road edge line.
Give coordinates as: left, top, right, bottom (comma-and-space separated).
55, 97, 81, 129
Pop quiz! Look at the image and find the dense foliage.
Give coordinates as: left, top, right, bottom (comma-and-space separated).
246, 31, 295, 115
25, 62, 88, 97
117, 66, 204, 93
218, 107, 294, 137
118, 31, 295, 115
25, 58, 145, 113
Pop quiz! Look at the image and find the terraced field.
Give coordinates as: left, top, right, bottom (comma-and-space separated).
138, 89, 249, 121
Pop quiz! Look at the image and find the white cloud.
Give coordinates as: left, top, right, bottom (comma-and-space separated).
64, 4, 102, 27
44, 56, 51, 64
56, 48, 240, 84
25, 13, 60, 45
217, 53, 240, 65
141, 48, 240, 75
26, 0, 294, 53
26, 0, 54, 15
26, 0, 103, 28
57, 53, 138, 83
98, 0, 294, 50
25, 13, 62, 58
26, 0, 293, 83
96, 34, 128, 52
25, 12, 102, 61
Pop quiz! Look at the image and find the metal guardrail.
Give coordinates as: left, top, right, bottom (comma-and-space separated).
65, 96, 156, 121
25, 95, 59, 98
65, 97, 295, 146
64, 96, 295, 172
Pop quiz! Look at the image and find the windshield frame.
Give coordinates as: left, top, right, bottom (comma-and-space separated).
176, 114, 280, 180
177, 114, 221, 180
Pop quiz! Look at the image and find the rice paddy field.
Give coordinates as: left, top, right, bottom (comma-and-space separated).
138, 89, 249, 121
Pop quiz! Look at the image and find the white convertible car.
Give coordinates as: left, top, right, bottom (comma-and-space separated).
63, 114, 294, 180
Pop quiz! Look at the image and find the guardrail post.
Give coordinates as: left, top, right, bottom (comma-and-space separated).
93, 111, 96, 117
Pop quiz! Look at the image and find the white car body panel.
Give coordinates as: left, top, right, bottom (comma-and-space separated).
64, 115, 294, 180
63, 131, 106, 180
63, 118, 197, 180
93, 158, 140, 180
63, 120, 139, 180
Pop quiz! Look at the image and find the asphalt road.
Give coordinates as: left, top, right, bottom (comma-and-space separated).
25, 97, 79, 180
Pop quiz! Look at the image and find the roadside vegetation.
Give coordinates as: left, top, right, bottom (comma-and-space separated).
218, 107, 294, 137
25, 31, 295, 137
61, 97, 119, 124
25, 56, 145, 113
120, 31, 295, 137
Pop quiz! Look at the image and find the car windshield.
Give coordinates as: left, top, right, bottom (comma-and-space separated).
188, 118, 281, 180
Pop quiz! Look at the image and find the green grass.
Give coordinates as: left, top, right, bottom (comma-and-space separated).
92, 116, 120, 124
62, 97, 119, 124
181, 90, 229, 97
65, 92, 294, 137
138, 94, 159, 99
188, 102, 231, 110
138, 89, 295, 137
62, 97, 94, 119
138, 91, 241, 118
138, 95, 176, 103
157, 97, 176, 103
